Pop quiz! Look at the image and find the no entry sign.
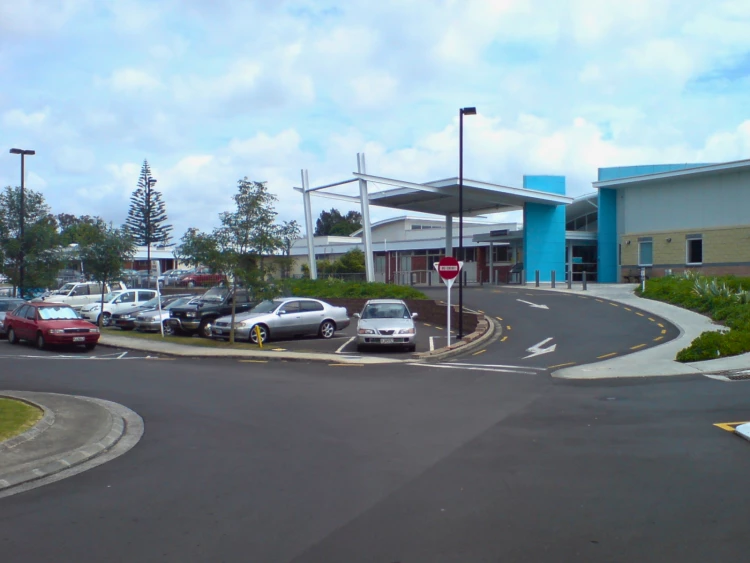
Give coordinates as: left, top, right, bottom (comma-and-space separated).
436, 257, 461, 280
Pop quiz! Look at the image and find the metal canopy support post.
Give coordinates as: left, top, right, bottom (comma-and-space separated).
489, 242, 494, 285
357, 153, 375, 282
301, 169, 317, 280
445, 215, 453, 257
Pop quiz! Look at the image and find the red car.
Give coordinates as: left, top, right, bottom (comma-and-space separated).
177, 267, 226, 288
3, 301, 100, 351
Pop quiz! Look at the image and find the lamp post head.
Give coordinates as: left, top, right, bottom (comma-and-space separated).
461, 107, 477, 116
9, 148, 35, 155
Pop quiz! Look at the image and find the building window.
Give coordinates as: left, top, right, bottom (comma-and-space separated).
492, 246, 512, 262
687, 238, 703, 265
638, 241, 653, 266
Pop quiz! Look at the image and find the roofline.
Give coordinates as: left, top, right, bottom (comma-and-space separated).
593, 159, 750, 188
349, 215, 512, 236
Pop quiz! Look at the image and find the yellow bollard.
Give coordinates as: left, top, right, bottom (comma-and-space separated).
254, 325, 263, 348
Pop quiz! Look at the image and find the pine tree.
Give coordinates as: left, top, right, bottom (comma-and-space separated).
124, 160, 173, 269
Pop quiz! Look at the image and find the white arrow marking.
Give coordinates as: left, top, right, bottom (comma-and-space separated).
516, 299, 549, 309
523, 337, 556, 359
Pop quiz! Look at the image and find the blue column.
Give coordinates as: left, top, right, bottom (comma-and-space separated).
522, 176, 566, 283
597, 188, 618, 283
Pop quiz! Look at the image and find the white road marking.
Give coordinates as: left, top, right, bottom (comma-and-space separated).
444, 362, 547, 371
408, 363, 539, 375
429, 336, 435, 352
523, 337, 557, 359
117, 352, 128, 359
516, 299, 549, 309
336, 336, 356, 354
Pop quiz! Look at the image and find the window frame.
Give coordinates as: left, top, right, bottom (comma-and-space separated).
686, 236, 703, 265
638, 239, 653, 267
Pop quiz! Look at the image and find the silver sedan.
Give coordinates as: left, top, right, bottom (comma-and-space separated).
354, 299, 417, 352
210, 297, 350, 343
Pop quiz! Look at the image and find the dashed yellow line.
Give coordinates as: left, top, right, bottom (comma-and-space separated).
495, 316, 503, 321
597, 352, 618, 359
635, 312, 644, 317
648, 317, 656, 322
472, 349, 487, 356
272, 348, 287, 351
239, 359, 268, 363
657, 323, 664, 328
654, 336, 664, 341
506, 325, 512, 331
501, 336, 508, 342
596, 299, 604, 303
630, 344, 647, 350
609, 302, 619, 307
548, 361, 576, 369
329, 363, 364, 367
624, 307, 632, 311
714, 422, 750, 432
423, 323, 432, 327
578, 296, 588, 299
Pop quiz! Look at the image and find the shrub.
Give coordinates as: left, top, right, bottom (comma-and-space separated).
283, 278, 428, 300
676, 330, 750, 362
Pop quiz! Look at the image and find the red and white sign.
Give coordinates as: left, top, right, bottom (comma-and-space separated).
436, 257, 461, 280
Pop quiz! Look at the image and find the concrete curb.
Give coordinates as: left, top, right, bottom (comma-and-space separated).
0, 395, 55, 452
735, 423, 750, 443
0, 392, 127, 493
412, 315, 496, 362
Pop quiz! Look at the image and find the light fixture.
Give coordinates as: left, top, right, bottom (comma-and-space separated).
626, 240, 631, 245
666, 237, 672, 243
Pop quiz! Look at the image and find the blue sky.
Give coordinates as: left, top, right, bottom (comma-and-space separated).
2, 0, 750, 241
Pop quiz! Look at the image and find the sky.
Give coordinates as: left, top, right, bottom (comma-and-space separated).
2, 0, 750, 243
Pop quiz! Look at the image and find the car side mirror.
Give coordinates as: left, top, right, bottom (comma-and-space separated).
411, 312, 418, 319
352, 313, 361, 319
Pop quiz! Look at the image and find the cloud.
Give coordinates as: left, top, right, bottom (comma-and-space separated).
107, 68, 163, 94
3, 107, 50, 128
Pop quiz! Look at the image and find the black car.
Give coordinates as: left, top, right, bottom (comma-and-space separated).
111, 293, 191, 330
167, 286, 255, 338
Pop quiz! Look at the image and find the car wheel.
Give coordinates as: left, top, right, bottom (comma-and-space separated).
7, 327, 18, 345
199, 318, 213, 339
163, 321, 176, 336
318, 320, 336, 339
36, 332, 45, 350
187, 281, 195, 288
98, 312, 111, 327
84, 343, 97, 351
248, 324, 268, 344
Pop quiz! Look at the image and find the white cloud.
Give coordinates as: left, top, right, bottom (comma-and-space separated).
3, 107, 50, 128
55, 146, 96, 174
108, 68, 162, 94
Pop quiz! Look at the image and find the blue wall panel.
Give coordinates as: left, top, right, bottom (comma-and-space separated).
598, 163, 710, 182
598, 188, 618, 283
522, 176, 566, 283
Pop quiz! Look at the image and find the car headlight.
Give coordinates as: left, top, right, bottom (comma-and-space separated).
185, 312, 196, 318
236, 321, 251, 328
398, 328, 416, 334
89, 328, 99, 333
48, 329, 65, 334
358, 328, 375, 334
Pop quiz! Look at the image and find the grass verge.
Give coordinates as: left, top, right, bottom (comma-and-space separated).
0, 398, 43, 443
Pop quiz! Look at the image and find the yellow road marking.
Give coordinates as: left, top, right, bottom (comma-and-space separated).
472, 349, 487, 356
654, 336, 664, 341
661, 329, 667, 334
714, 422, 750, 432
597, 352, 617, 359
239, 359, 268, 363
578, 296, 587, 299
648, 317, 656, 322
548, 361, 576, 369
495, 316, 503, 321
329, 363, 364, 367
435, 326, 443, 330
609, 303, 618, 307
596, 299, 604, 303
624, 307, 632, 311
630, 344, 647, 350
272, 348, 287, 351
506, 325, 512, 330
636, 312, 644, 317
501, 336, 508, 342
423, 323, 432, 327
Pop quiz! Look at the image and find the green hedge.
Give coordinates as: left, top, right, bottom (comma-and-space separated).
642, 274, 750, 361
285, 278, 428, 300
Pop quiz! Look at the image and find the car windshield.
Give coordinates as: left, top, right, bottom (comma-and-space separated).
200, 287, 228, 302
165, 297, 194, 309
361, 303, 410, 319
37, 306, 79, 320
53, 283, 77, 294
0, 300, 24, 312
141, 296, 162, 309
250, 300, 278, 314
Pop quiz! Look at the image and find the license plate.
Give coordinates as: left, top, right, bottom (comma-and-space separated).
380, 338, 394, 344
73, 337, 85, 342
214, 329, 223, 335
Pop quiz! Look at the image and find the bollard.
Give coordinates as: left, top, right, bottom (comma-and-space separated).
551, 270, 556, 288
535, 270, 540, 287
567, 270, 572, 289
582, 270, 587, 291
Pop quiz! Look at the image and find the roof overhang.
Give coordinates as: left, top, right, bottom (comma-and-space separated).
593, 159, 750, 189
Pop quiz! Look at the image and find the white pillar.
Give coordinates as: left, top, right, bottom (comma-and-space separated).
445, 215, 453, 257
301, 169, 317, 280
357, 153, 375, 282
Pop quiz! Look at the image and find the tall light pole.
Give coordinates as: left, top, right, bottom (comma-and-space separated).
458, 107, 476, 339
9, 148, 36, 299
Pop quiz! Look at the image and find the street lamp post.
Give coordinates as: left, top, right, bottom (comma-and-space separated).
458, 107, 476, 340
9, 148, 36, 299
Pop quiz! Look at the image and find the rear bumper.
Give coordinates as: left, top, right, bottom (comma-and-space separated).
134, 320, 162, 331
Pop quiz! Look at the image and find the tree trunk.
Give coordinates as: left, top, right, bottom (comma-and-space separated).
229, 277, 237, 345
98, 284, 106, 328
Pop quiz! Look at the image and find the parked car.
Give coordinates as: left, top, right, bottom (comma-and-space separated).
3, 301, 100, 350
176, 267, 225, 288
79, 289, 158, 326
111, 293, 192, 331
133, 295, 200, 334
0, 273, 9, 284
55, 269, 86, 288
353, 299, 417, 352
211, 297, 349, 344
158, 269, 188, 286
0, 297, 25, 338
167, 285, 255, 337
37, 281, 128, 311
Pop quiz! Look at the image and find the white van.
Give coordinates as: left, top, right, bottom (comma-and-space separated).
40, 281, 128, 311
79, 289, 158, 325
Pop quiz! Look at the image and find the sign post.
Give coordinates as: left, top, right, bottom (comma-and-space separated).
434, 257, 463, 347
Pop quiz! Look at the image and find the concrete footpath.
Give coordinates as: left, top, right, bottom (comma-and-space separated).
524, 283, 750, 378
0, 391, 143, 498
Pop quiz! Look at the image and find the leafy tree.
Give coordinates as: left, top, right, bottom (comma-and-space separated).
79, 225, 135, 327
124, 160, 173, 268
58, 214, 107, 247
314, 208, 362, 236
277, 219, 300, 279
0, 186, 62, 295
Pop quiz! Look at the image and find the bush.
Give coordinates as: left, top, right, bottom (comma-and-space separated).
676, 330, 750, 362
284, 277, 428, 300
